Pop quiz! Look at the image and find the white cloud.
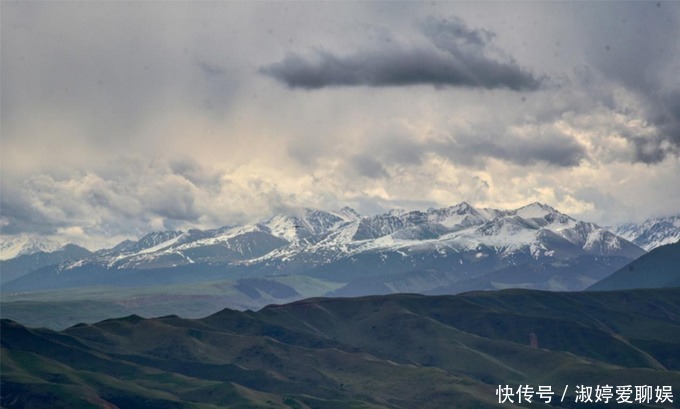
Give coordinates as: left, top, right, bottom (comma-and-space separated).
2, 2, 679, 247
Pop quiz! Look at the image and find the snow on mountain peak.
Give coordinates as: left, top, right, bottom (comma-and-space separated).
427, 202, 489, 229
0, 234, 63, 260
387, 208, 407, 217
263, 208, 350, 242
336, 206, 362, 221
515, 202, 558, 218
453, 201, 474, 211
264, 213, 304, 241
2, 202, 649, 273
616, 215, 680, 251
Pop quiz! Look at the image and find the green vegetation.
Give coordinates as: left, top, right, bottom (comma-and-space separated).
1, 276, 344, 329
2, 288, 679, 408
588, 241, 680, 291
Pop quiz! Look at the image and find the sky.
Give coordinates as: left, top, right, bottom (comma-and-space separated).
1, 1, 680, 249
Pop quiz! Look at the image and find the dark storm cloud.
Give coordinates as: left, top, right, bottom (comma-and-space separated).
441, 130, 587, 168
610, 85, 680, 166
578, 1, 680, 163
261, 16, 543, 91
366, 125, 587, 170
647, 91, 680, 159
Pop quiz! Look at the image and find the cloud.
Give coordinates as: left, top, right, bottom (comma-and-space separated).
575, 1, 680, 163
2, 1, 680, 247
645, 90, 680, 161
566, 71, 680, 165
348, 154, 389, 179
0, 161, 209, 242
261, 16, 543, 91
357, 122, 587, 170
429, 124, 587, 168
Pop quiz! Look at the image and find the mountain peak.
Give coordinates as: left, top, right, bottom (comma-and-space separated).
455, 201, 473, 209
514, 202, 560, 219
387, 208, 407, 217
451, 201, 479, 214
0, 234, 63, 260
264, 208, 349, 239
615, 215, 680, 251
523, 201, 555, 211
338, 206, 361, 219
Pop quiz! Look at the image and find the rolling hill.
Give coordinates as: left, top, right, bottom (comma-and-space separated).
2, 288, 680, 408
588, 240, 680, 291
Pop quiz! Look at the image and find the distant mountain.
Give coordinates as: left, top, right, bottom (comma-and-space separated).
0, 244, 92, 284
0, 234, 62, 260
103, 230, 184, 255
428, 253, 634, 294
616, 215, 680, 251
2, 288, 679, 408
587, 240, 680, 291
2, 202, 645, 295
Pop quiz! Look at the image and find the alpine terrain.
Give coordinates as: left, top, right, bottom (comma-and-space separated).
0, 202, 654, 329
615, 215, 680, 251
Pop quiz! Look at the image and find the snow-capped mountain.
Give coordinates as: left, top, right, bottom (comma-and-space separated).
336, 202, 635, 259
0, 234, 63, 261
0, 244, 92, 284
615, 215, 680, 251
262, 208, 357, 243
111, 230, 185, 254
1, 202, 646, 294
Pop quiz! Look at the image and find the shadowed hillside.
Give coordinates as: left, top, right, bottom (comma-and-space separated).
588, 241, 680, 291
2, 288, 680, 408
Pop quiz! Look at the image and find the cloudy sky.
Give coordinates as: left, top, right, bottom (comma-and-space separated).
2, 1, 679, 249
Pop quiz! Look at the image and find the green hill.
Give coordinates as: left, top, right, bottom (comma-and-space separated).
588, 241, 680, 291
2, 288, 680, 408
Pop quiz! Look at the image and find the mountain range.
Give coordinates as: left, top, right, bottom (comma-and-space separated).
2, 202, 647, 292
2, 204, 679, 408
615, 215, 680, 251
2, 202, 678, 329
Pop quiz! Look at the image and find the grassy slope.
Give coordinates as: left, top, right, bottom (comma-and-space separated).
588, 241, 680, 291
0, 276, 344, 330
2, 288, 680, 408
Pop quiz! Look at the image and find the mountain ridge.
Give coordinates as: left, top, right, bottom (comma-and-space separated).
615, 215, 680, 251
1, 202, 646, 296
0, 234, 63, 261
2, 288, 680, 408
587, 240, 680, 291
